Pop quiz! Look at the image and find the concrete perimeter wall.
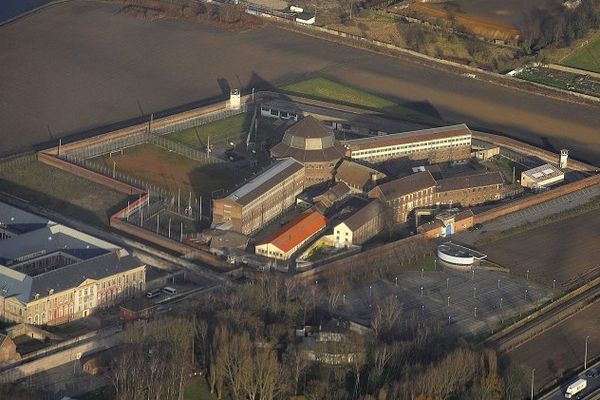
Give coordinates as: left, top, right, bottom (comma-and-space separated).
37, 152, 145, 195
473, 131, 597, 172
475, 174, 600, 224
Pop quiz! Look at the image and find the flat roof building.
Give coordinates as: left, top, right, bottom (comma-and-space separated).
255, 210, 327, 260
0, 202, 145, 326
521, 163, 565, 189
212, 158, 305, 235
344, 124, 472, 164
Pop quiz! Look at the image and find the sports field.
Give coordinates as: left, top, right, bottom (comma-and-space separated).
93, 144, 248, 198
481, 209, 600, 289
561, 32, 600, 74
166, 112, 252, 149
0, 157, 128, 227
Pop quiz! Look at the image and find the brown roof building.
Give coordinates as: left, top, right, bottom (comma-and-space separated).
334, 160, 386, 193
418, 210, 474, 238
271, 116, 345, 186
368, 171, 503, 223
344, 124, 472, 164
435, 172, 503, 207
333, 199, 386, 247
313, 182, 352, 212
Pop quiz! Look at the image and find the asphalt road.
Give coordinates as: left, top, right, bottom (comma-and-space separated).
541, 359, 600, 400
1, 1, 600, 163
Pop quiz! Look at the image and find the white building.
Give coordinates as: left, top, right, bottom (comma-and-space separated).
521, 163, 565, 189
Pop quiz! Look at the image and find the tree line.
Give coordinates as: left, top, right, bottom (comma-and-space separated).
103, 273, 529, 400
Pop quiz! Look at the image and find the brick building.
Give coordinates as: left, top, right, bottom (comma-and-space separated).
368, 171, 437, 223
0, 334, 20, 365
368, 171, 503, 223
344, 124, 472, 164
334, 160, 386, 193
417, 210, 474, 238
270, 116, 345, 186
435, 172, 504, 207
212, 158, 305, 235
0, 202, 146, 326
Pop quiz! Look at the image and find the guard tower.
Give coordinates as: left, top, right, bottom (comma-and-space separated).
559, 149, 569, 169
229, 88, 241, 110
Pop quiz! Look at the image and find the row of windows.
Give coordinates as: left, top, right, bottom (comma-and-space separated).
352, 137, 470, 157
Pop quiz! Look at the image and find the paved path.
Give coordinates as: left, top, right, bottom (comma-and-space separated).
1, 1, 600, 164
548, 64, 600, 80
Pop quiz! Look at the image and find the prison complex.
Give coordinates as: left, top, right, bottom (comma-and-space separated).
0, 203, 146, 326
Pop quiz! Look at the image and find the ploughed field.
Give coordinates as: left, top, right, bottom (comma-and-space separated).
508, 300, 600, 391
481, 210, 600, 289
1, 1, 600, 164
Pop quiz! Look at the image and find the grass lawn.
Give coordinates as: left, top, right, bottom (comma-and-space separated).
94, 144, 248, 198
166, 112, 252, 149
184, 376, 216, 400
0, 156, 129, 227
280, 77, 440, 123
561, 31, 600, 74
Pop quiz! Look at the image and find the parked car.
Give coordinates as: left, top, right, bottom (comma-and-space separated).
146, 289, 161, 299
162, 286, 177, 295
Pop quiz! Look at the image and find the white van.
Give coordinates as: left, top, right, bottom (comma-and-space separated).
162, 286, 177, 295
565, 378, 587, 398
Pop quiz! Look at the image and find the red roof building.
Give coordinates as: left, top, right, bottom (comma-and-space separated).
255, 210, 327, 260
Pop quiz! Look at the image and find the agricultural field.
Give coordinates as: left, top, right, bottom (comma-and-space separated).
0, 156, 129, 227
481, 209, 600, 289
514, 65, 600, 98
508, 300, 600, 390
166, 112, 252, 149
93, 144, 249, 198
561, 31, 600, 74
400, 0, 562, 30
281, 77, 438, 123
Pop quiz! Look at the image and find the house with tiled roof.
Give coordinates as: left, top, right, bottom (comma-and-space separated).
255, 210, 327, 260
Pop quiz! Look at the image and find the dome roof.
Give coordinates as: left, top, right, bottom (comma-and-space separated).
270, 116, 345, 163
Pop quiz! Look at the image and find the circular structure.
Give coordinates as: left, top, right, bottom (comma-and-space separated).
437, 242, 486, 269
270, 116, 345, 186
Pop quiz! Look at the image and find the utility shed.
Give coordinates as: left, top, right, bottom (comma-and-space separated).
521, 163, 564, 189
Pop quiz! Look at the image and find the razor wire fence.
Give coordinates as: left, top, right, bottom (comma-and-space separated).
0, 152, 36, 173
66, 104, 249, 160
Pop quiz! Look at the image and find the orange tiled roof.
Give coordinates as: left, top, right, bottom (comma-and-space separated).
258, 210, 327, 253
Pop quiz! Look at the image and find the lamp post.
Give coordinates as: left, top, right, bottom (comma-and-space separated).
447, 296, 450, 307
446, 277, 450, 290
530, 368, 535, 400
585, 335, 590, 370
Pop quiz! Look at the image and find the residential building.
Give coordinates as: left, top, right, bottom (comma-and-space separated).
212, 158, 305, 235
521, 163, 565, 189
0, 202, 145, 326
333, 199, 386, 247
368, 171, 437, 223
344, 124, 472, 164
255, 210, 327, 260
270, 116, 345, 186
435, 172, 503, 206
334, 160, 386, 193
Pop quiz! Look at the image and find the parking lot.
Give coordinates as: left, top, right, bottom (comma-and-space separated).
335, 268, 553, 335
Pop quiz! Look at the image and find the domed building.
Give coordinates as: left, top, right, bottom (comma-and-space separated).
270, 116, 345, 186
